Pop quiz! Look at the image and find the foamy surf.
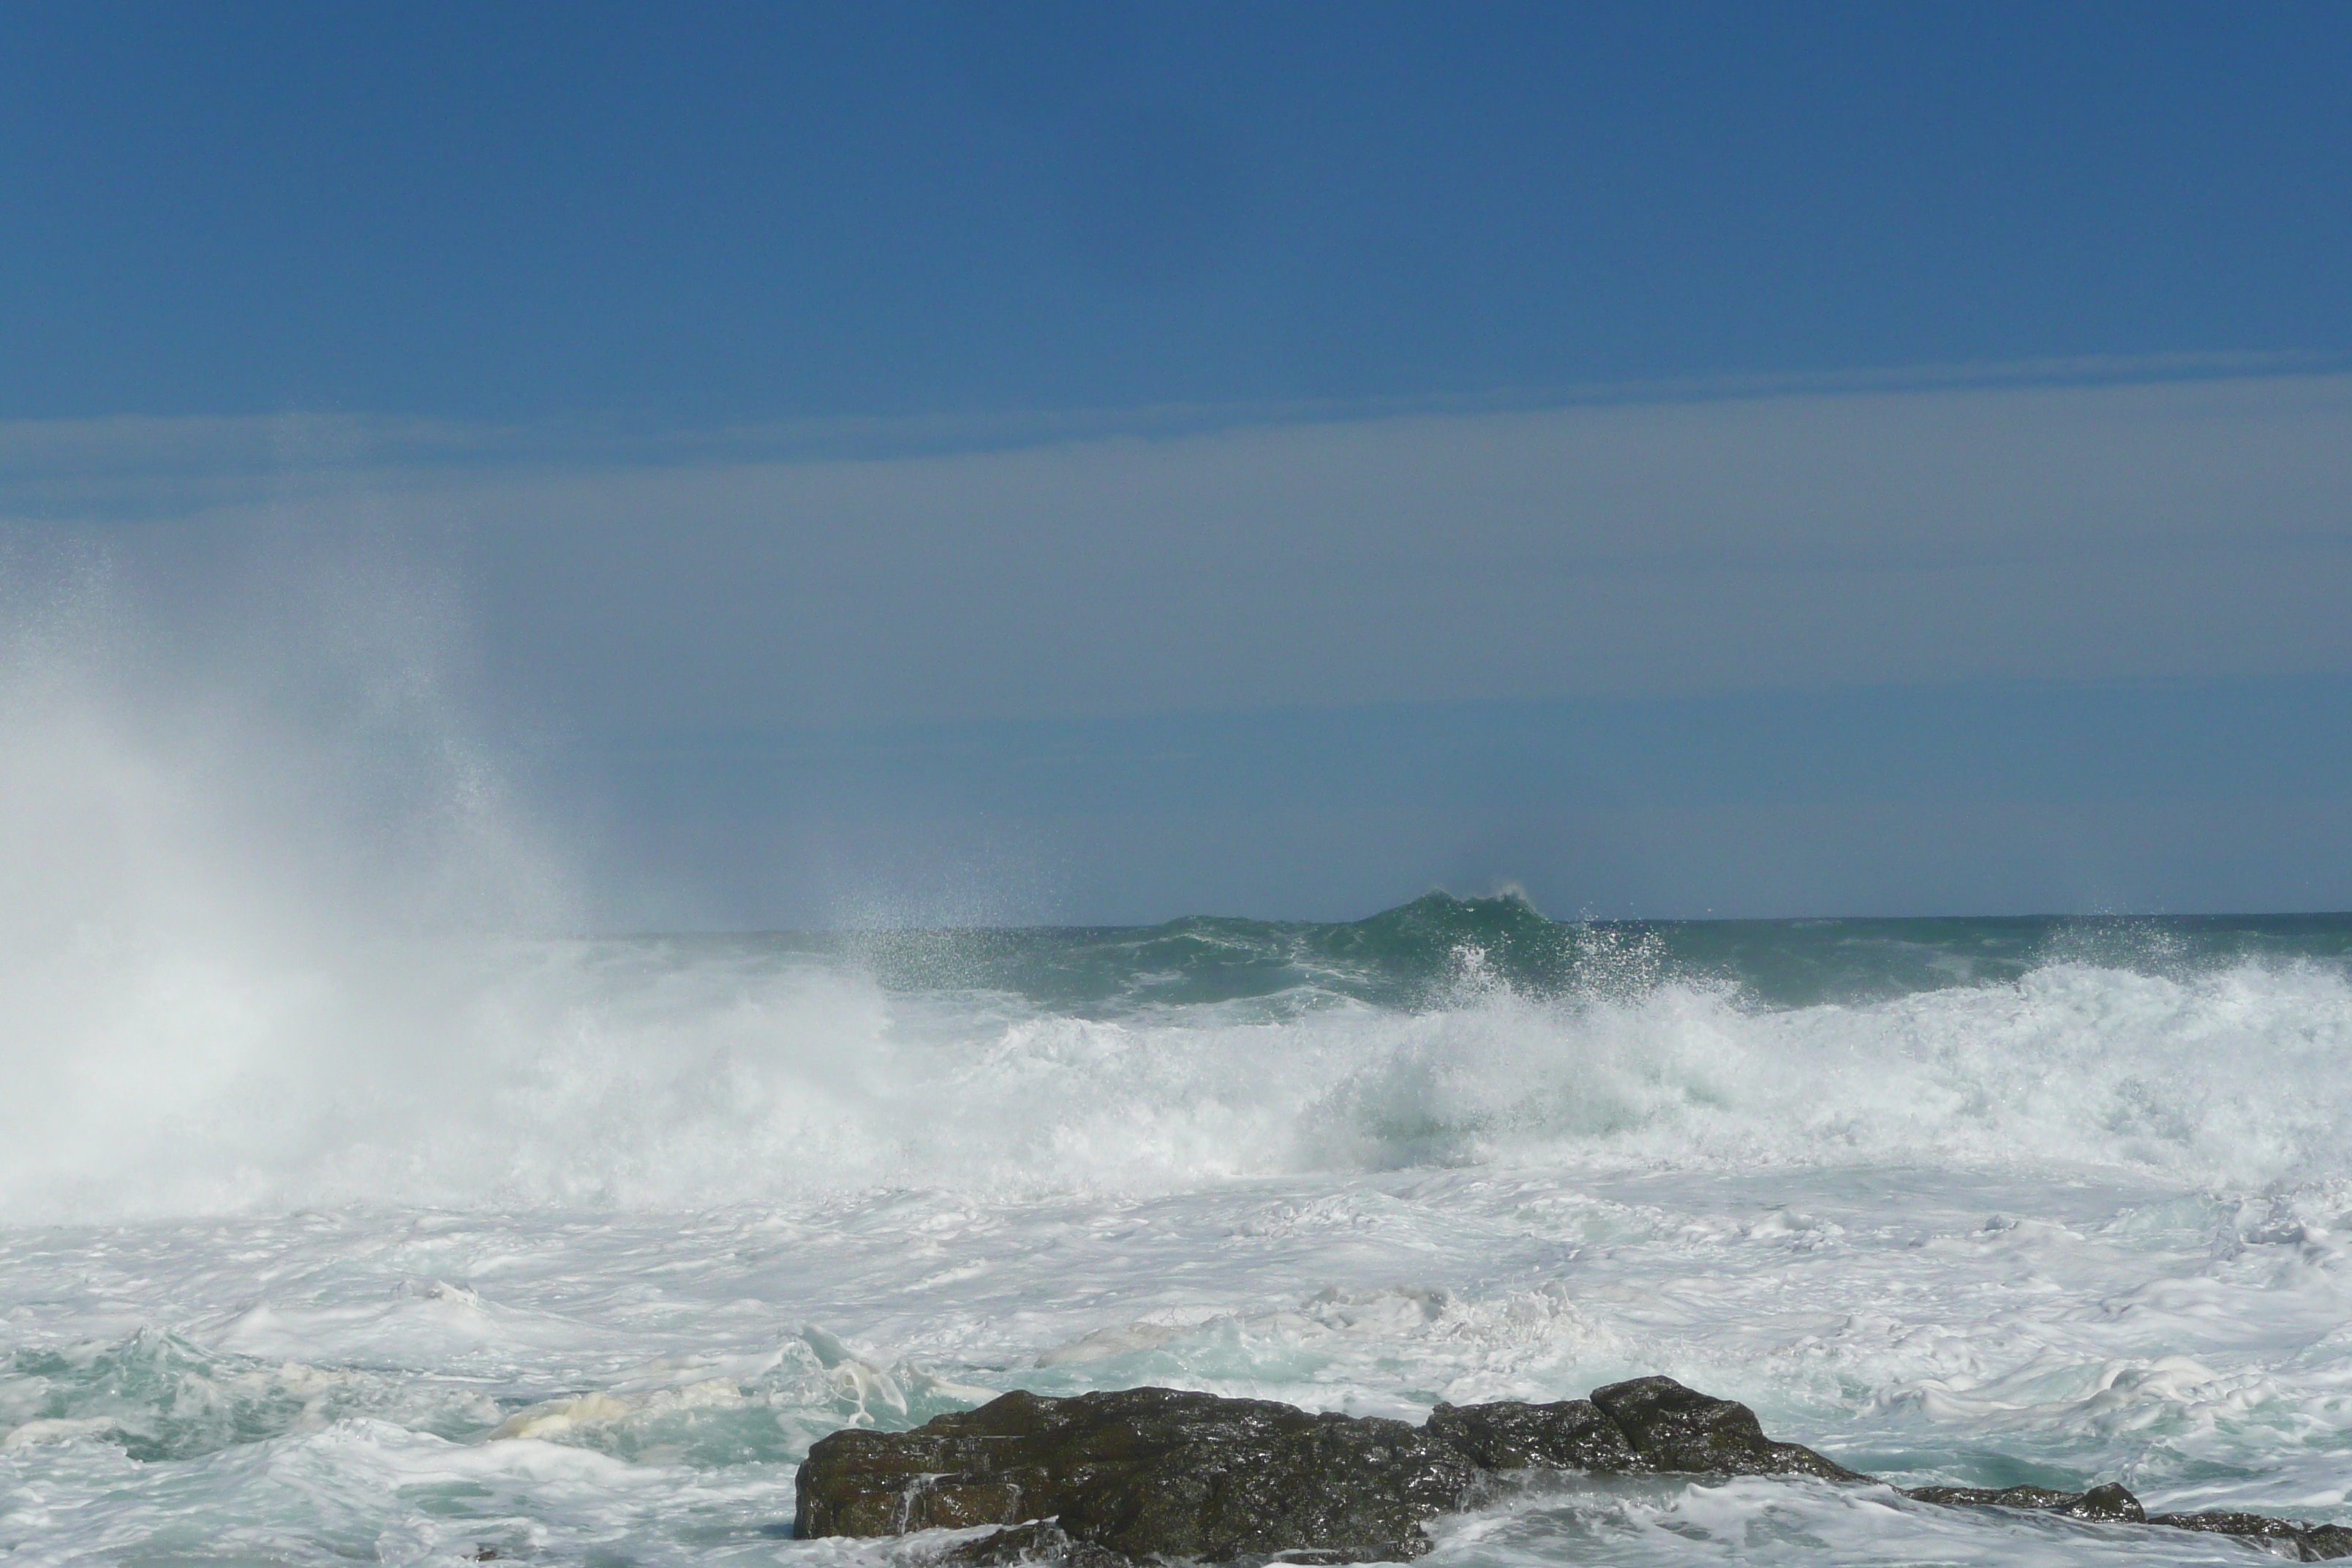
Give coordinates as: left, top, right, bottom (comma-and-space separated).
9, 1156, 2352, 1562
6, 924, 2352, 1217
4, 915, 2352, 1563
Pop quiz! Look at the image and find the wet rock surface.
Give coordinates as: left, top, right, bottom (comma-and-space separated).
2151, 1511, 2352, 1562
1907, 1483, 2352, 1560
1908, 1480, 2146, 1521
1422, 1397, 1634, 1474
1586, 1375, 1861, 1481
933, 1521, 1134, 1568
795, 1386, 1472, 1561
794, 1377, 2352, 1562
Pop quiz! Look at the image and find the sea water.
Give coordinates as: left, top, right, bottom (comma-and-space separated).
7, 898, 2352, 1566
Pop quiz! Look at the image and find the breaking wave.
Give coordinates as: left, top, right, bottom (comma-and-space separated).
4, 923, 2349, 1218
4, 551, 2349, 1221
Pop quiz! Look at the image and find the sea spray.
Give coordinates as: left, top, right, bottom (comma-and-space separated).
4, 921, 2351, 1218
0, 544, 565, 1218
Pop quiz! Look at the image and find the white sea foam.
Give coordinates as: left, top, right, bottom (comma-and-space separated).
5, 924, 2351, 1218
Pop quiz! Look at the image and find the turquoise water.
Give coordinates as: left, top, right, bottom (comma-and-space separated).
663, 894, 2352, 1013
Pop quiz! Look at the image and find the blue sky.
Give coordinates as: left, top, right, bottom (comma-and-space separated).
7, 2, 2349, 419
2, 4, 2348, 924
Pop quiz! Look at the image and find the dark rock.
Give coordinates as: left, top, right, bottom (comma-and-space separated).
2059, 1482, 2146, 1523
1423, 1398, 1637, 1473
795, 1386, 1474, 1561
2152, 1512, 2352, 1561
795, 1377, 2350, 1565
934, 1520, 1134, 1568
2151, 1509, 2307, 1542
935, 1519, 1380, 1568
1904, 1482, 2143, 1523
791, 1400, 1047, 1537
1904, 1484, 2080, 1510
1587, 1376, 1862, 1480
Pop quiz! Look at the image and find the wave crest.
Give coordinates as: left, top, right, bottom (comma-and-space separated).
6, 932, 2348, 1218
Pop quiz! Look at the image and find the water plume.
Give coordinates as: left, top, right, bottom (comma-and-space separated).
0, 531, 564, 1216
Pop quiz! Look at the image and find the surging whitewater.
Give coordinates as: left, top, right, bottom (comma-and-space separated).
5, 567, 2352, 1564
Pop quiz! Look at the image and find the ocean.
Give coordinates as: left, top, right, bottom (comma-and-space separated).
7, 895, 2352, 1564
